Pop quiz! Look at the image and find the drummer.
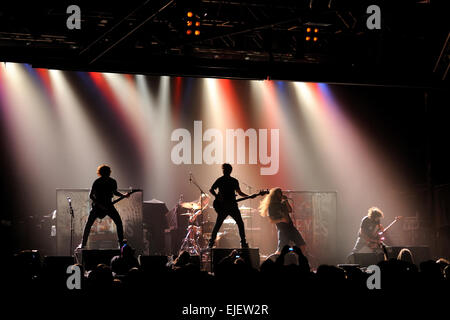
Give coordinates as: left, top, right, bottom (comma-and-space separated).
180, 193, 210, 224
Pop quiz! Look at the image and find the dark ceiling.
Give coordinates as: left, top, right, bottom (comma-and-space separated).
0, 0, 448, 87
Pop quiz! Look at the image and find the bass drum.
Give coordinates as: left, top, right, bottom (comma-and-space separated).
216, 230, 240, 248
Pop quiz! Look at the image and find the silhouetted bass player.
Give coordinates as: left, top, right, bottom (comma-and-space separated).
78, 164, 130, 250
208, 163, 250, 249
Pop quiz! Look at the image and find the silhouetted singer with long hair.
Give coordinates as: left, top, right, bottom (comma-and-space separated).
259, 188, 306, 254
78, 164, 129, 250
208, 163, 249, 249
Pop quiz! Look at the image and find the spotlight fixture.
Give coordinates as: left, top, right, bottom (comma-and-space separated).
304, 25, 320, 44
184, 9, 201, 37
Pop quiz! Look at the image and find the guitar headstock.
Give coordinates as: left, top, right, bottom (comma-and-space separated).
248, 189, 270, 199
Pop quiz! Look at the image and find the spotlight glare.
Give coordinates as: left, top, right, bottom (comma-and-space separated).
186, 29, 192, 35
195, 30, 200, 36
306, 36, 311, 41
313, 37, 318, 42
187, 11, 193, 18
314, 28, 318, 33
306, 27, 311, 33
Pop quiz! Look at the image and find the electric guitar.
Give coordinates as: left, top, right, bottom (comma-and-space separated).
213, 189, 269, 213
91, 188, 142, 218
367, 216, 403, 249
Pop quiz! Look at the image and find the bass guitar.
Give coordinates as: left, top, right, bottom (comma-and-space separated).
213, 189, 269, 213
92, 188, 142, 218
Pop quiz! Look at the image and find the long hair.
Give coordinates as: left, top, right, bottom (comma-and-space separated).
368, 206, 384, 219
397, 248, 414, 264
259, 187, 282, 217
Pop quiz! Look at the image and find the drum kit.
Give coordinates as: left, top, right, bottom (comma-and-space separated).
178, 194, 257, 254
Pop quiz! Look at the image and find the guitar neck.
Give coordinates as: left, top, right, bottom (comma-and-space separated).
235, 190, 269, 203
112, 196, 126, 205
381, 219, 399, 234
112, 190, 140, 205
236, 195, 254, 203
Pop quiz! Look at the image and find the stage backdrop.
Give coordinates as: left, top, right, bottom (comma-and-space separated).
56, 189, 143, 255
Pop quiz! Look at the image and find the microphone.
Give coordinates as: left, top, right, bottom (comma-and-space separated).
67, 197, 72, 203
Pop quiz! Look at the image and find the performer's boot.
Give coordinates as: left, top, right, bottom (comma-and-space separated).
241, 240, 249, 248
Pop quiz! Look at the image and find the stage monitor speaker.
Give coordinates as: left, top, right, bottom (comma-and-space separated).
143, 200, 169, 255
43, 256, 75, 269
211, 248, 260, 272
42, 256, 76, 289
138, 255, 168, 273
348, 253, 384, 267
82, 249, 120, 271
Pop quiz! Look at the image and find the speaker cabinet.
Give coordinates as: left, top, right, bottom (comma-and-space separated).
348, 252, 384, 267
81, 249, 120, 271
138, 255, 168, 273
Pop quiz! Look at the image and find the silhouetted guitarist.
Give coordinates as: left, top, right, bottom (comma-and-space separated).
78, 164, 129, 250
208, 163, 250, 249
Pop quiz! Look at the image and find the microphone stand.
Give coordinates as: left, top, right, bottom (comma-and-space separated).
189, 173, 208, 254
241, 181, 254, 245
67, 197, 74, 256
190, 173, 207, 221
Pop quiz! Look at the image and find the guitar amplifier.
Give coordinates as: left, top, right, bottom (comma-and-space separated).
347, 252, 384, 267
81, 249, 120, 271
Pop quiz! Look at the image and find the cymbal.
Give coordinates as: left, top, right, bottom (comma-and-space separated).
180, 194, 210, 210
180, 202, 201, 210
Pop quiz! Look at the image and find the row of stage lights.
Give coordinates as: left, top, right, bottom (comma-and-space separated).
183, 10, 321, 43
185, 11, 201, 36
305, 27, 319, 42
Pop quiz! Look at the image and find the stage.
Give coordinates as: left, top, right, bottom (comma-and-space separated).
0, 1, 449, 313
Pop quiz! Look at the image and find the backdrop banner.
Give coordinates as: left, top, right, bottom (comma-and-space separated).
56, 189, 143, 255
